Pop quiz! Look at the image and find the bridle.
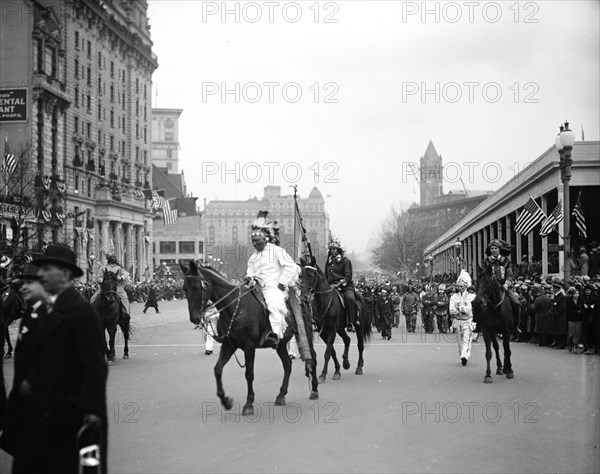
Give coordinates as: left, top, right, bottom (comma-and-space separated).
480, 274, 506, 309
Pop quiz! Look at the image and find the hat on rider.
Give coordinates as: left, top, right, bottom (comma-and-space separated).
251, 210, 278, 242
486, 238, 510, 256
328, 234, 343, 252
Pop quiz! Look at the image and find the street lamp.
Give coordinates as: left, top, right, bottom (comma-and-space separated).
87, 254, 96, 284
454, 238, 462, 275
556, 120, 575, 283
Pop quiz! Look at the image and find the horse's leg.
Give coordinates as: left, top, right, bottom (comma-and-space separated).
215, 341, 236, 411
275, 340, 292, 406
242, 347, 256, 416
483, 332, 493, 383
502, 331, 514, 379
355, 325, 365, 375
492, 337, 503, 375
120, 311, 130, 359
318, 330, 335, 383
338, 326, 351, 371
307, 344, 319, 399
107, 324, 117, 363
4, 327, 12, 358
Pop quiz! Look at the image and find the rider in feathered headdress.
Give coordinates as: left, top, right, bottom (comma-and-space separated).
247, 210, 299, 348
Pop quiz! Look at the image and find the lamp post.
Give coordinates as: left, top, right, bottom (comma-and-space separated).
556, 120, 575, 283
87, 254, 96, 284
454, 238, 462, 275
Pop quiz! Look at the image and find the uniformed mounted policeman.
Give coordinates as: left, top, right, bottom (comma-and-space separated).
324, 235, 357, 330
479, 238, 521, 323
91, 252, 131, 320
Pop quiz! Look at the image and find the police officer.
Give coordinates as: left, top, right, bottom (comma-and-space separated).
91, 253, 131, 319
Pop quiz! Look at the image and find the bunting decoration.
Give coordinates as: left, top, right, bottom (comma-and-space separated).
41, 210, 52, 222
42, 175, 51, 190
162, 199, 178, 225
514, 197, 546, 235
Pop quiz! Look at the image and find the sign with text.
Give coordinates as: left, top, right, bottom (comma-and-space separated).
0, 88, 28, 122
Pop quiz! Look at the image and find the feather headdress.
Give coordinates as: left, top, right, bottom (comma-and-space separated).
251, 210, 279, 243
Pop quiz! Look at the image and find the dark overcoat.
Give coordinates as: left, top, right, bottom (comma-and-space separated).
0, 286, 108, 473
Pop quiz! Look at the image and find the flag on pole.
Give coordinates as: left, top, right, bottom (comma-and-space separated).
572, 193, 587, 238
514, 197, 546, 235
4, 139, 16, 175
539, 202, 564, 237
162, 199, 178, 225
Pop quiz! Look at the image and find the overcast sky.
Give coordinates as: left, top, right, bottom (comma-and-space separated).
147, 0, 599, 256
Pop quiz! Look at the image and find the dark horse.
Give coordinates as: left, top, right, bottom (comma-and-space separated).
180, 261, 319, 417
473, 265, 514, 383
93, 270, 131, 363
1, 282, 31, 358
300, 262, 372, 382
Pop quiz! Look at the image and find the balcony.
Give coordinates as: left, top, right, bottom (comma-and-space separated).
86, 161, 96, 172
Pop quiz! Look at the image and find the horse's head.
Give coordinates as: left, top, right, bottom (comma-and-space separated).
476, 264, 503, 308
299, 257, 319, 299
180, 260, 211, 325
100, 269, 119, 303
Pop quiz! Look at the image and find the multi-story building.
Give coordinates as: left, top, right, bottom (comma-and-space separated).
151, 108, 182, 173
0, 0, 158, 281
203, 185, 329, 278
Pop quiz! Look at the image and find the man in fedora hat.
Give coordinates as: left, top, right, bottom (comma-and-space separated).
0, 244, 108, 473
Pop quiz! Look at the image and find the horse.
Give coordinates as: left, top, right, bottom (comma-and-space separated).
1, 282, 31, 358
180, 261, 319, 417
299, 261, 372, 382
473, 265, 514, 383
93, 270, 131, 363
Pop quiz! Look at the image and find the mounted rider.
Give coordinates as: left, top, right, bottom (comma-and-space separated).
478, 238, 521, 324
90, 252, 131, 319
246, 210, 300, 348
324, 235, 357, 331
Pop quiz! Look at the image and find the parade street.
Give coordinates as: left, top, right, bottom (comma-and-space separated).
2, 299, 599, 474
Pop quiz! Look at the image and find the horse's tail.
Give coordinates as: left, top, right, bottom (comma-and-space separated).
356, 294, 372, 343
118, 312, 133, 341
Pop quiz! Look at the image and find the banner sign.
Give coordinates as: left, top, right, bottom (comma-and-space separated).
0, 88, 28, 122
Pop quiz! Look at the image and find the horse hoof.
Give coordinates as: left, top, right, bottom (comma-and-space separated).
4, 353, 12, 359
496, 369, 503, 375
275, 397, 286, 406
355, 367, 363, 375
123, 354, 129, 360
332, 373, 341, 380
222, 397, 234, 411
107, 360, 115, 366
342, 359, 350, 370
318, 375, 326, 383
506, 372, 514, 379
484, 376, 493, 384
242, 405, 254, 416
309, 391, 319, 400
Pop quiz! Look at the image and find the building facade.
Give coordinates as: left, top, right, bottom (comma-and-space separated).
0, 0, 158, 281
426, 141, 600, 279
151, 108, 182, 173
203, 186, 329, 278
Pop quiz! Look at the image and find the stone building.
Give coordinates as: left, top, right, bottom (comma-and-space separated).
0, 0, 158, 282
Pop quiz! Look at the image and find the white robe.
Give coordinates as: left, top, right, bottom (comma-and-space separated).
247, 243, 300, 337
449, 291, 476, 361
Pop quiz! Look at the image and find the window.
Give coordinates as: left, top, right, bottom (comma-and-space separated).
87, 67, 91, 86
87, 178, 92, 197
159, 241, 177, 254
87, 40, 91, 59
86, 122, 91, 138
74, 59, 79, 78
110, 61, 114, 78
98, 52, 102, 69
74, 116, 79, 134
165, 132, 173, 142
198, 242, 204, 255
75, 31, 79, 50
179, 242, 195, 254
74, 175, 79, 192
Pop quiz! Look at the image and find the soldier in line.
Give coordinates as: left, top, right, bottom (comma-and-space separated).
420, 286, 436, 334
377, 289, 394, 340
433, 284, 449, 333
390, 286, 401, 328
401, 286, 420, 333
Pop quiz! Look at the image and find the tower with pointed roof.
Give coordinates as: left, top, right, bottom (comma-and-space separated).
420, 140, 443, 206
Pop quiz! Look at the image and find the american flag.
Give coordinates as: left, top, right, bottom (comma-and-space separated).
572, 193, 587, 238
539, 202, 564, 237
162, 199, 178, 225
3, 140, 16, 175
514, 197, 546, 235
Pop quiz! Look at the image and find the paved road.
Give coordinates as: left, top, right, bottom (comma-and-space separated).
2, 299, 599, 473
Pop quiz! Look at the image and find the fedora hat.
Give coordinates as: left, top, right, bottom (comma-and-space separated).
13, 264, 43, 281
33, 244, 83, 278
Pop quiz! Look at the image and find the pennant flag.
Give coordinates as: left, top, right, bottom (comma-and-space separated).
4, 139, 16, 175
572, 193, 587, 238
514, 197, 546, 235
162, 199, 178, 225
539, 202, 564, 237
